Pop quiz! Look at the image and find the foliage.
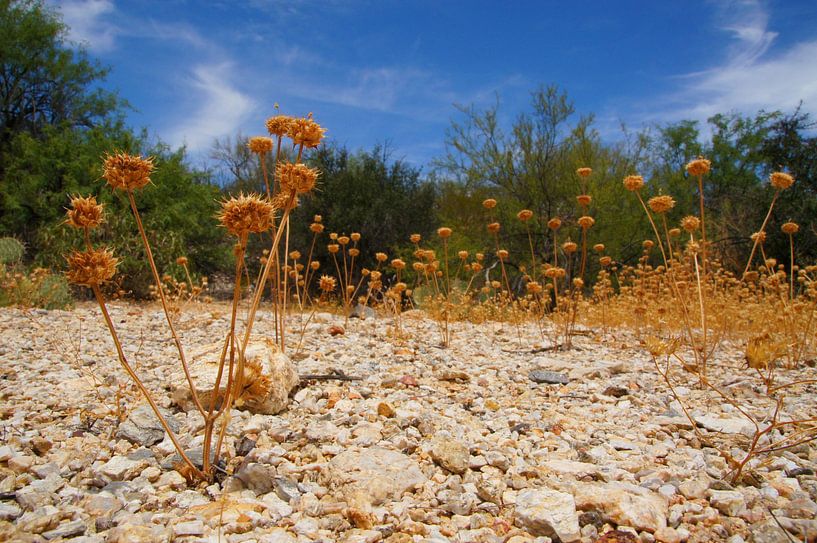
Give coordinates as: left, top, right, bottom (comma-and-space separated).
0, 236, 24, 264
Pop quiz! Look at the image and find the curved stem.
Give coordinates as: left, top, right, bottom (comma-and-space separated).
743, 190, 779, 277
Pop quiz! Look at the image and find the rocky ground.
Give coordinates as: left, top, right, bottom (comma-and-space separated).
1, 301, 816, 543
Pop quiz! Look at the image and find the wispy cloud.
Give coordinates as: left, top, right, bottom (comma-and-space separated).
56, 0, 118, 52
166, 63, 256, 152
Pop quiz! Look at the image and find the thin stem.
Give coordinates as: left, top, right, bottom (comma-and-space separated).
743, 190, 780, 277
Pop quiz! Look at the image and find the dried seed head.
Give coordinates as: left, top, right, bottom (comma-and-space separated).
218, 194, 274, 236
623, 175, 644, 192
544, 267, 566, 279
287, 114, 325, 148
576, 194, 592, 207
410, 233, 421, 244
66, 195, 104, 229
770, 171, 794, 190
266, 115, 295, 137
102, 152, 154, 191
319, 275, 336, 292
745, 333, 780, 370
563, 241, 578, 254
782, 221, 800, 235
686, 157, 711, 177
327, 244, 339, 254
277, 162, 319, 194
681, 216, 700, 233
412, 261, 424, 272
310, 261, 320, 270
572, 278, 584, 289
338, 236, 350, 246
391, 259, 406, 270
65, 247, 118, 286
422, 249, 436, 261
487, 222, 501, 234
247, 136, 273, 154
648, 195, 675, 214
547, 218, 562, 230
437, 227, 453, 238
289, 250, 301, 260
497, 249, 509, 260
643, 239, 655, 250
476, 253, 484, 261
471, 262, 483, 272
272, 191, 299, 210
375, 252, 388, 262
330, 232, 338, 240
526, 281, 543, 294
458, 250, 468, 260
349, 248, 360, 257
482, 198, 497, 209
750, 231, 767, 243
394, 282, 407, 292
599, 256, 612, 267
577, 216, 595, 229
176, 256, 188, 266
517, 209, 533, 222
310, 222, 325, 233
490, 280, 501, 289
313, 214, 322, 223
576, 167, 592, 178
669, 227, 681, 238
351, 232, 361, 242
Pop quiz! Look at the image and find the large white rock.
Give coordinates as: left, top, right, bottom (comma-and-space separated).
514, 488, 581, 542
574, 481, 667, 533
327, 447, 427, 505
172, 340, 299, 415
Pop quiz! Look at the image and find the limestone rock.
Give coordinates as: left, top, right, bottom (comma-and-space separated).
327, 447, 426, 505
574, 481, 667, 533
429, 433, 469, 474
514, 488, 581, 542
116, 404, 181, 446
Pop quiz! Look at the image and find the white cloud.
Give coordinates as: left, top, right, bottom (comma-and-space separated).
55, 0, 118, 52
167, 63, 256, 152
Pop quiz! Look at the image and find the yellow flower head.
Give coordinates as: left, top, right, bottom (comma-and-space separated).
277, 162, 319, 194
66, 195, 104, 229
218, 194, 274, 236
66, 247, 118, 286
686, 157, 711, 177
247, 136, 273, 154
623, 175, 645, 192
648, 195, 675, 214
103, 152, 154, 191
287, 114, 325, 148
266, 115, 295, 137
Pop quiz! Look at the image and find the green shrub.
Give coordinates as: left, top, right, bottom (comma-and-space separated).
0, 265, 73, 310
0, 237, 24, 265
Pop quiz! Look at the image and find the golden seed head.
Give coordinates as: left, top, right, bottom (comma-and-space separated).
623, 175, 644, 192
410, 233, 421, 244
338, 236, 350, 246
743, 271, 759, 282
599, 256, 612, 267
577, 215, 595, 229
176, 256, 188, 266
310, 222, 325, 233
572, 277, 584, 289
66, 195, 104, 229
563, 241, 578, 254
526, 281, 543, 294
517, 209, 533, 222
751, 231, 767, 243
487, 222, 501, 234
412, 261, 424, 272
681, 216, 700, 233
218, 193, 274, 236
458, 250, 468, 260
669, 227, 681, 237
576, 194, 592, 207
272, 191, 299, 211
643, 239, 655, 250
247, 136, 273, 154
350, 233, 361, 242
265, 115, 295, 137
490, 280, 501, 289
287, 114, 325, 148
310, 261, 320, 270
593, 243, 605, 253
349, 248, 360, 257
102, 152, 154, 191
770, 171, 794, 190
497, 249, 509, 260
375, 252, 388, 262
65, 247, 118, 286
277, 162, 319, 194
547, 217, 562, 230
482, 198, 497, 209
471, 262, 483, 272
319, 275, 336, 292
437, 227, 453, 238
391, 258, 406, 270
313, 214, 322, 223
476, 252, 484, 261
370, 271, 381, 280
422, 249, 436, 261
327, 244, 339, 254
782, 221, 800, 235
544, 267, 566, 279
648, 195, 675, 214
289, 250, 301, 260
576, 167, 592, 178
686, 157, 711, 177
394, 282, 407, 292
330, 232, 338, 240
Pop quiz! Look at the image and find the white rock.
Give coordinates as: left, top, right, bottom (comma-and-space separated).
514, 488, 581, 542
328, 447, 426, 505
707, 489, 745, 517
574, 481, 667, 532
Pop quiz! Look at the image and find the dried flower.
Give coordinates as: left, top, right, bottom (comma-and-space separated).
576, 194, 592, 207
310, 222, 325, 233
751, 231, 767, 243
517, 209, 533, 222
476, 253, 484, 261
266, 115, 295, 137
319, 275, 336, 292
782, 221, 800, 235
544, 267, 566, 279
643, 240, 654, 250
490, 280, 501, 289
681, 216, 700, 233
66, 195, 104, 229
218, 194, 274, 236
327, 244, 339, 254
277, 162, 319, 194
458, 250, 468, 260
375, 252, 388, 262
102, 152, 154, 191
412, 261, 424, 272
248, 136, 273, 154
289, 250, 301, 260
623, 175, 644, 192
487, 222, 501, 234
66, 247, 118, 286
686, 157, 711, 177
599, 256, 612, 267
648, 195, 675, 214
593, 243, 605, 253
563, 241, 578, 254
576, 167, 592, 178
272, 191, 299, 210
437, 227, 452, 238
391, 259, 406, 270
349, 248, 360, 257
526, 281, 543, 294
351, 233, 361, 242
577, 216, 595, 229
669, 228, 681, 237
482, 198, 497, 210
547, 218, 562, 230
176, 256, 188, 266
338, 236, 350, 246
287, 114, 325, 148
770, 171, 794, 190
497, 249, 509, 260
310, 261, 320, 270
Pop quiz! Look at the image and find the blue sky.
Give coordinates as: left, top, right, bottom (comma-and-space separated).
52, 0, 817, 171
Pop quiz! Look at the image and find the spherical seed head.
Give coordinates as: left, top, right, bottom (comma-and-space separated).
563, 241, 578, 254
490, 280, 501, 289
66, 195, 104, 229
102, 152, 154, 191
576, 167, 592, 178
423, 249, 436, 261
572, 278, 584, 289
669, 227, 681, 238
247, 136, 273, 154
471, 262, 483, 272
410, 234, 421, 244
277, 162, 319, 194
310, 261, 320, 270
526, 281, 543, 294
265, 115, 295, 137
412, 261, 424, 272
437, 227, 453, 238
65, 247, 118, 286
375, 252, 388, 262
487, 222, 501, 234
686, 157, 711, 177
310, 222, 325, 233
623, 175, 644, 192
349, 248, 360, 257
176, 256, 188, 266
350, 233, 361, 242
643, 239, 655, 250
544, 267, 566, 279
319, 275, 336, 292
327, 244, 339, 254
599, 256, 612, 267
593, 243, 605, 253
458, 250, 468, 260
751, 231, 767, 243
497, 249, 509, 260
576, 194, 592, 207
770, 171, 794, 190
482, 198, 497, 210
517, 209, 533, 222
782, 221, 800, 235
648, 195, 675, 214
330, 232, 338, 240
287, 114, 325, 148
289, 250, 301, 260
547, 218, 561, 231
272, 191, 299, 211
337, 236, 350, 247
218, 194, 274, 236
578, 215, 595, 229
476, 252, 484, 261
681, 216, 700, 233
391, 258, 406, 270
